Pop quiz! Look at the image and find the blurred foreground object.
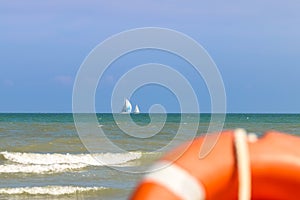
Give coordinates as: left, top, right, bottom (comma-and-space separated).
131, 129, 300, 200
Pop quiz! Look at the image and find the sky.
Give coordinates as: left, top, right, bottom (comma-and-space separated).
1, 0, 300, 113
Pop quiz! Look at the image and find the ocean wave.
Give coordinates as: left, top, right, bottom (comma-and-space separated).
0, 151, 142, 166
0, 163, 87, 174
0, 186, 106, 195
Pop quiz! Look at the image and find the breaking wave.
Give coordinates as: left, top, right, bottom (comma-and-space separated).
0, 186, 107, 195
0, 151, 142, 174
0, 163, 87, 174
0, 151, 142, 165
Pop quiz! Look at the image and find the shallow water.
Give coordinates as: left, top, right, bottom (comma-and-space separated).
0, 113, 299, 199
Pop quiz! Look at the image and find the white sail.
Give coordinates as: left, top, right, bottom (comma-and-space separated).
133, 105, 140, 114
121, 98, 132, 113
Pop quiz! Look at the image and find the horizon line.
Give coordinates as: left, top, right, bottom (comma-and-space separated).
0, 112, 300, 114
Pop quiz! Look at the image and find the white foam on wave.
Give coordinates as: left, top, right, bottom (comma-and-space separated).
0, 151, 142, 166
0, 163, 87, 174
0, 186, 106, 195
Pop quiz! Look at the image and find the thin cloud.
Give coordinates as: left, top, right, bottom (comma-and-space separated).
54, 75, 73, 86
105, 75, 115, 85
2, 79, 14, 87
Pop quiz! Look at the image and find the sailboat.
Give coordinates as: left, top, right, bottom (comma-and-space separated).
121, 98, 132, 114
133, 105, 140, 114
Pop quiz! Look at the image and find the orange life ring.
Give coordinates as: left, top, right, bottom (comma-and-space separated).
130, 130, 300, 200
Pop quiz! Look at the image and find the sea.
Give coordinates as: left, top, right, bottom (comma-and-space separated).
1, 113, 300, 200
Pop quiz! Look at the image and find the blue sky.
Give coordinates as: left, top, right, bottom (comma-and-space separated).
1, 1, 300, 113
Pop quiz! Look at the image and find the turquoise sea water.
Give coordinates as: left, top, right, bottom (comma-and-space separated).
0, 113, 300, 199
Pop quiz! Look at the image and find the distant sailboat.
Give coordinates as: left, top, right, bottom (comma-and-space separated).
133, 105, 140, 114
121, 98, 132, 113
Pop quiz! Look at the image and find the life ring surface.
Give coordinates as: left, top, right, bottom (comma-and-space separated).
130, 130, 300, 200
